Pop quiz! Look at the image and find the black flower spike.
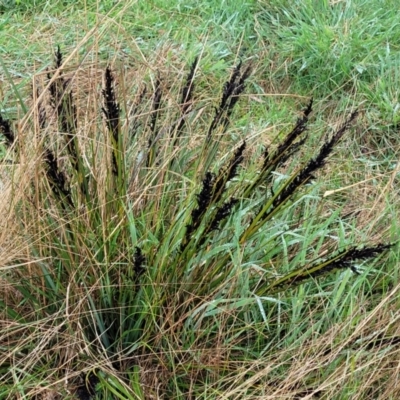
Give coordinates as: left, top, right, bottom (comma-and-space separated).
210, 198, 238, 231
207, 62, 251, 140
54, 45, 62, 69
192, 172, 215, 224
102, 66, 120, 140
335, 243, 393, 265
213, 141, 246, 204
181, 172, 215, 251
196, 198, 239, 249
224, 64, 252, 124
267, 243, 392, 292
242, 100, 313, 199
102, 66, 121, 176
271, 110, 358, 211
47, 47, 77, 137
47, 46, 64, 108
0, 112, 15, 147
133, 247, 146, 280
183, 142, 245, 248
263, 98, 313, 170
44, 149, 73, 208
220, 61, 243, 109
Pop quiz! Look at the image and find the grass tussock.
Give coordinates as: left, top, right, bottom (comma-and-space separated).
0, 46, 394, 399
